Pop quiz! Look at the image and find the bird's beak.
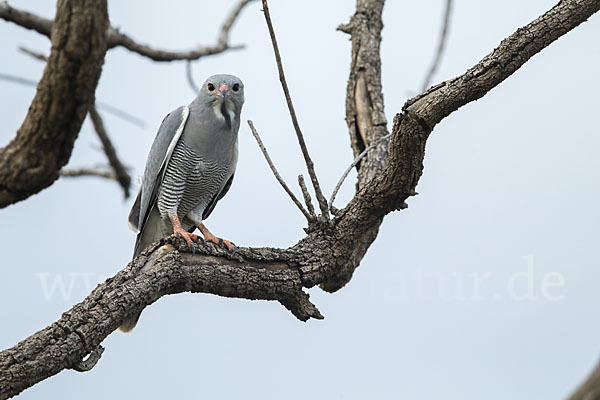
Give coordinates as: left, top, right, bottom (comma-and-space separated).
219, 84, 229, 99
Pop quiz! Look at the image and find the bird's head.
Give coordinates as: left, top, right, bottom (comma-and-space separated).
201, 74, 245, 111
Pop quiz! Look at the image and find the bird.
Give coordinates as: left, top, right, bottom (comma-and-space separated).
120, 74, 245, 332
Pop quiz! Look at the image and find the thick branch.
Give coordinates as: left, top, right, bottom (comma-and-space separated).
0, 0, 108, 208
0, 239, 322, 399
569, 358, 600, 400
339, 0, 389, 189
320, 0, 600, 291
0, 1, 253, 62
378, 0, 600, 214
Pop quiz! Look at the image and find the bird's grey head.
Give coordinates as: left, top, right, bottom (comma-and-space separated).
197, 74, 245, 123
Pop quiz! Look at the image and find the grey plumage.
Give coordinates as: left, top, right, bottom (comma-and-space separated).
121, 74, 245, 332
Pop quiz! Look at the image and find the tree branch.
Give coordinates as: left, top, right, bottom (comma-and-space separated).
338, 0, 389, 189
14, 47, 132, 199
0, 72, 38, 87
186, 60, 200, 94
262, 0, 330, 220
421, 0, 453, 91
0, 0, 108, 208
60, 167, 117, 180
0, 1, 52, 37
248, 120, 314, 223
298, 175, 316, 219
0, 239, 322, 399
329, 132, 391, 214
322, 0, 600, 291
88, 105, 132, 198
0, 0, 253, 62
3, 48, 147, 128
569, 357, 600, 400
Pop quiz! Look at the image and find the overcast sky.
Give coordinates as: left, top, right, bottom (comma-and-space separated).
1, 1, 600, 399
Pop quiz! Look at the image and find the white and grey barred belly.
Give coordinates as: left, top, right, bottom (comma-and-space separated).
156, 139, 229, 223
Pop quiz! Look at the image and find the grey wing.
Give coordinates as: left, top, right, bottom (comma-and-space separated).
128, 189, 142, 231
202, 138, 238, 221
128, 106, 190, 233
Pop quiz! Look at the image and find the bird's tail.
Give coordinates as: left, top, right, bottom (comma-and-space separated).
119, 207, 168, 332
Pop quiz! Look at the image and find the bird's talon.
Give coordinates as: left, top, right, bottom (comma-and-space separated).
218, 238, 224, 248
191, 243, 197, 256
231, 245, 237, 257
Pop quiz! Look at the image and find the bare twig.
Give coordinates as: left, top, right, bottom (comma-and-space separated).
186, 61, 199, 94
247, 120, 314, 222
106, 0, 253, 61
298, 175, 316, 218
94, 101, 146, 128
261, 0, 330, 221
17, 46, 46, 61
60, 168, 117, 180
217, 0, 254, 48
0, 1, 52, 37
88, 106, 132, 198
329, 133, 391, 213
421, 0, 453, 91
15, 46, 147, 128
0, 72, 37, 87
184, 0, 255, 93
1, 1, 253, 62
0, 69, 146, 128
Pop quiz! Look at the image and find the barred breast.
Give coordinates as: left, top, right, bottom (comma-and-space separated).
157, 139, 229, 222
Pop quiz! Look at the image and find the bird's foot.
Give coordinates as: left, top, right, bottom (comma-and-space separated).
197, 223, 236, 252
171, 227, 197, 247
203, 231, 235, 252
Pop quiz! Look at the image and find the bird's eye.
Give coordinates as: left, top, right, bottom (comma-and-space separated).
207, 83, 215, 91
232, 83, 240, 92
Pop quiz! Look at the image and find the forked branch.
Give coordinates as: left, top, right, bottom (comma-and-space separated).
248, 120, 314, 222
261, 0, 330, 220
0, 0, 254, 62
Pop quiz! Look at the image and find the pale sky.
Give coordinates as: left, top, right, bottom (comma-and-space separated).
1, 1, 600, 399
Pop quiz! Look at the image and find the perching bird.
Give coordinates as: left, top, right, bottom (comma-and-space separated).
120, 74, 244, 332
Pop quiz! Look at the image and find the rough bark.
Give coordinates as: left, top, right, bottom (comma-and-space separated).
0, 240, 323, 399
339, 0, 389, 189
0, 0, 599, 398
570, 359, 600, 400
0, 0, 108, 208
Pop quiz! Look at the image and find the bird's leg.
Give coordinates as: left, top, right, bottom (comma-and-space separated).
197, 223, 235, 251
169, 215, 197, 246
